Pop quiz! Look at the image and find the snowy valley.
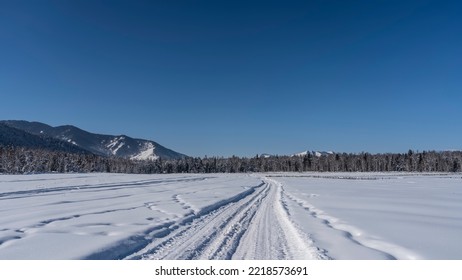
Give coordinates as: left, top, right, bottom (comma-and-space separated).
0, 173, 461, 260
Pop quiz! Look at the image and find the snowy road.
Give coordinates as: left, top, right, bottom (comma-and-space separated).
0, 173, 461, 259
125, 178, 325, 260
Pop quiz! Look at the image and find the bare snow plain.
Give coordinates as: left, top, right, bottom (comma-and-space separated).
0, 172, 461, 260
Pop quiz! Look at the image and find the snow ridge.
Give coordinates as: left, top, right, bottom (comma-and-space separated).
282, 185, 420, 260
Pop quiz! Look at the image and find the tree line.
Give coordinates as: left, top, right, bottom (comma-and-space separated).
1, 145, 461, 174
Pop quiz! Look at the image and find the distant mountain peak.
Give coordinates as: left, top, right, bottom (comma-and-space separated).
293, 150, 334, 157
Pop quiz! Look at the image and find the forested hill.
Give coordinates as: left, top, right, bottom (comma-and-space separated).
1, 145, 461, 174
0, 120, 186, 160
0, 123, 90, 154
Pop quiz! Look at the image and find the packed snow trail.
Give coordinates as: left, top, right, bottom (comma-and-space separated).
124, 179, 326, 260
232, 178, 324, 259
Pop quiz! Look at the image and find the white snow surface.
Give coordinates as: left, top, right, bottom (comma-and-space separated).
106, 137, 126, 155
130, 142, 159, 161
0, 172, 461, 260
294, 150, 310, 157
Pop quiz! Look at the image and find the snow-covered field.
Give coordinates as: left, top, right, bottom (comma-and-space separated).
0, 173, 461, 260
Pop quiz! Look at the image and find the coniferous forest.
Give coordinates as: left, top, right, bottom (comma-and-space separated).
1, 145, 461, 174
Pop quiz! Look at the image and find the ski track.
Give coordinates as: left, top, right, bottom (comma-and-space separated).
111, 179, 326, 260
0, 176, 213, 200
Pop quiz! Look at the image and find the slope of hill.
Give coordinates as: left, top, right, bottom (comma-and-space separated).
0, 123, 90, 154
1, 120, 186, 160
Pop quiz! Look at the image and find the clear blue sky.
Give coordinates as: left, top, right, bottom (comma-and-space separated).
1, 0, 461, 157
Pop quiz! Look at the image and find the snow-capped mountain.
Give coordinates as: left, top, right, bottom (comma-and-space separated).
1, 120, 186, 160
293, 150, 334, 157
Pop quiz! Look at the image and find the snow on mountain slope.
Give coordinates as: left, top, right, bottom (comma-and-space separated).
130, 142, 159, 161
294, 150, 310, 157
293, 150, 334, 157
1, 120, 186, 160
106, 136, 126, 155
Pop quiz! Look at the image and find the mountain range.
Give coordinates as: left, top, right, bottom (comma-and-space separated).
0, 120, 186, 160
292, 150, 334, 157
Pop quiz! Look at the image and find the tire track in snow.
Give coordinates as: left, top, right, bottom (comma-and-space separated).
123, 180, 324, 260
124, 184, 267, 259
84, 184, 261, 259
232, 178, 327, 260
0, 176, 212, 200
